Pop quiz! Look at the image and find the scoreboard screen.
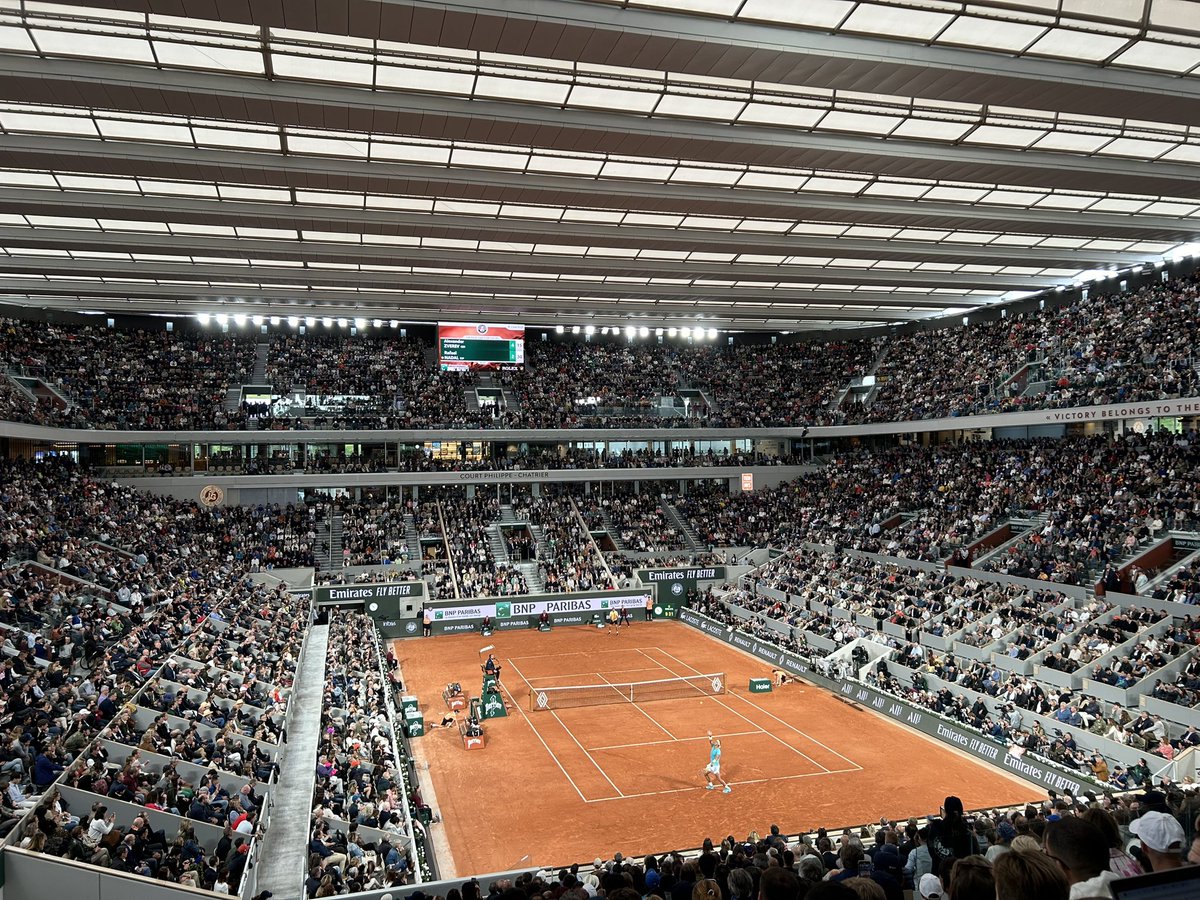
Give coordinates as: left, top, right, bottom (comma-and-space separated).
438, 323, 526, 371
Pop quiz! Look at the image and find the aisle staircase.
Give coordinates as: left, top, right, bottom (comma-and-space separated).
252, 340, 270, 382
662, 501, 702, 551
529, 523, 551, 560
327, 514, 344, 571
488, 523, 509, 563
516, 560, 544, 593
599, 509, 627, 550
403, 514, 421, 562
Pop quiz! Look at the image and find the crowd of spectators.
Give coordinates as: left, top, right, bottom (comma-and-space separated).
679, 339, 877, 428
852, 274, 1200, 424
0, 274, 1195, 432
1152, 653, 1200, 711
496, 341, 684, 429
340, 500, 413, 568
1090, 619, 1200, 689
587, 487, 689, 553
310, 611, 417, 896
0, 456, 314, 890
436, 494, 528, 599
470, 795, 1198, 900
1039, 611, 1157, 675
2, 318, 254, 429
522, 496, 614, 594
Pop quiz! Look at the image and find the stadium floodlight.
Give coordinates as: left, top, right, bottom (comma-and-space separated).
655, 328, 664, 336
571, 325, 581, 334
680, 326, 691, 338
269, 316, 280, 326
638, 325, 649, 337
584, 324, 595, 335
232, 313, 246, 327
250, 315, 263, 326
306, 316, 316, 327
555, 324, 564, 333
322, 317, 333, 327
706, 328, 718, 340
287, 316, 299, 327
337, 318, 348, 328
215, 313, 229, 326
625, 325, 636, 338
667, 327, 677, 337
354, 318, 367, 330
196, 313, 210, 326
372, 319, 382, 328
390, 320, 399, 328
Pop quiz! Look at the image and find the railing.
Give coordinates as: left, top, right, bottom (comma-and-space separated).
368, 624, 428, 883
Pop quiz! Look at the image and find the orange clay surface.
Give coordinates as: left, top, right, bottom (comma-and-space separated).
393, 621, 1041, 877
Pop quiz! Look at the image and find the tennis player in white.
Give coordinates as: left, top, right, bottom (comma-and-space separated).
703, 732, 731, 793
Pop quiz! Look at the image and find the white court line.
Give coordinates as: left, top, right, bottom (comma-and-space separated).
507, 657, 624, 799
526, 666, 664, 681
637, 647, 832, 774
615, 767, 863, 800
651, 646, 863, 772
589, 730, 761, 752
596, 671, 678, 741
507, 648, 655, 661
495, 664, 591, 804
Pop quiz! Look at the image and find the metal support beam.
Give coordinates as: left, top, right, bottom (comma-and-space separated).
55, 0, 1200, 125
0, 229, 1046, 291
1, 56, 1199, 198
0, 183, 1159, 267
0, 255, 981, 308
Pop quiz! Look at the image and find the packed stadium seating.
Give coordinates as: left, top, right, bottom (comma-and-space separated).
0, 458, 311, 889
4, 275, 1199, 432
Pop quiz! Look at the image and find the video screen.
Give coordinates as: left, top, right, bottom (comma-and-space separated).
438, 323, 525, 371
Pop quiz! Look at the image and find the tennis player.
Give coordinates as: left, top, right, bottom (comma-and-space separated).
703, 732, 731, 793
607, 608, 620, 634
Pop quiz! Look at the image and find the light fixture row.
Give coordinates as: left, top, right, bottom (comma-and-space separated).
553, 324, 719, 339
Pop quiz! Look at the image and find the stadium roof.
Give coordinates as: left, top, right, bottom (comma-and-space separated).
0, 0, 1198, 331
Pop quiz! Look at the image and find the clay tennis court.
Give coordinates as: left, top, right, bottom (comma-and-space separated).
393, 621, 1042, 877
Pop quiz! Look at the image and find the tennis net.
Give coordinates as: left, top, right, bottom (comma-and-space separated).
529, 672, 726, 711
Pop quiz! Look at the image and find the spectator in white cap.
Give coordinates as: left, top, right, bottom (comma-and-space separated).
1129, 811, 1187, 871
917, 873, 943, 899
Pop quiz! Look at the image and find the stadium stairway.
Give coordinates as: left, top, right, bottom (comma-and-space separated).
488, 523, 509, 562
499, 503, 518, 523
254, 623, 329, 900
222, 385, 242, 412
404, 513, 422, 562
662, 501, 703, 551
529, 522, 551, 560
516, 560, 544, 593
252, 340, 269, 383
327, 514, 344, 571
599, 509, 628, 551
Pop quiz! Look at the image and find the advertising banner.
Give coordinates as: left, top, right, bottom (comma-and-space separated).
423, 592, 651, 636
313, 581, 425, 638
677, 608, 1093, 796
637, 567, 727, 617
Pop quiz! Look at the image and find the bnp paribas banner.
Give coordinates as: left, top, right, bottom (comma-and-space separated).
636, 567, 726, 617
425, 592, 651, 635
